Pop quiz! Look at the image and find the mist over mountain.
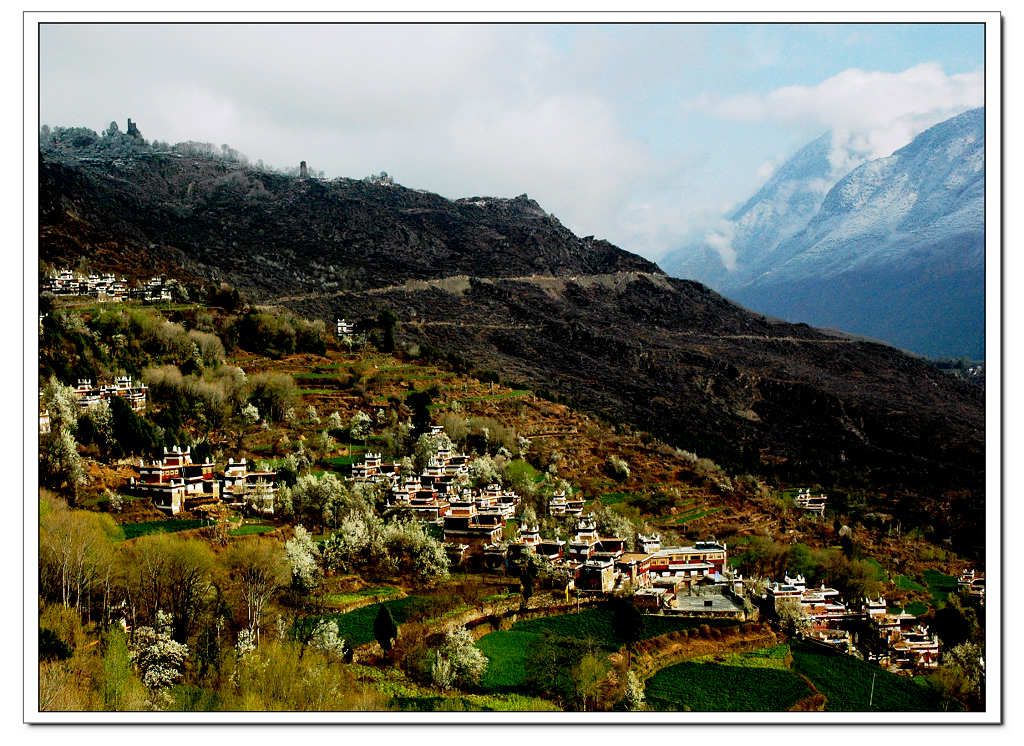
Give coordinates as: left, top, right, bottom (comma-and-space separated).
37, 126, 985, 539
660, 132, 860, 290
661, 108, 985, 359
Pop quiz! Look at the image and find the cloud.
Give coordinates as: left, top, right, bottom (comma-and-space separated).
755, 159, 778, 183
704, 222, 738, 272
686, 62, 983, 161
40, 24, 673, 259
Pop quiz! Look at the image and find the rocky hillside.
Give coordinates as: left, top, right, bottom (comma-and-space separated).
38, 139, 985, 511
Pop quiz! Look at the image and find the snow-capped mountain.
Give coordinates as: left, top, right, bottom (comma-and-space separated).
663, 108, 985, 359
659, 132, 865, 289
746, 107, 984, 285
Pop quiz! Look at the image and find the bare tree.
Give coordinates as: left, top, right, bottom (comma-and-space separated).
227, 540, 287, 646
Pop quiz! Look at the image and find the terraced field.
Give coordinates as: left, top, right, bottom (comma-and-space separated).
476, 608, 738, 692
644, 660, 814, 711
120, 518, 206, 540
790, 641, 948, 711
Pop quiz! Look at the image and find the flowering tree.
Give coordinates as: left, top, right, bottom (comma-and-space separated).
430, 627, 487, 690
129, 613, 189, 691
309, 619, 347, 659
284, 525, 320, 594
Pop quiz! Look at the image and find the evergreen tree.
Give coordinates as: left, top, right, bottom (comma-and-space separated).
373, 605, 398, 654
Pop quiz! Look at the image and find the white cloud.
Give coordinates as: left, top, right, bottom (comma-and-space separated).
705, 221, 738, 272
687, 62, 983, 161
755, 159, 778, 183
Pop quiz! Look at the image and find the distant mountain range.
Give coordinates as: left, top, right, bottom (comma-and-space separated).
660, 108, 985, 359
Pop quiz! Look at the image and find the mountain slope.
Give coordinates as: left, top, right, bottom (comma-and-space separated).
37, 141, 985, 507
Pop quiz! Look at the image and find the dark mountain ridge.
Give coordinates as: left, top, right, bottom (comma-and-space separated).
38, 141, 985, 547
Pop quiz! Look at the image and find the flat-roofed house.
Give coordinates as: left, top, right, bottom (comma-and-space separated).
648, 541, 728, 580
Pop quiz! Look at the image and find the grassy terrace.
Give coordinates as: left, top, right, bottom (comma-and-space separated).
790, 640, 949, 711
476, 608, 738, 691
645, 658, 813, 712
228, 522, 276, 537
922, 570, 958, 606
119, 518, 207, 540
349, 664, 559, 712
323, 587, 401, 606
292, 595, 471, 648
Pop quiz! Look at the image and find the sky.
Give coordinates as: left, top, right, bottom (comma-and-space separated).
38, 22, 984, 264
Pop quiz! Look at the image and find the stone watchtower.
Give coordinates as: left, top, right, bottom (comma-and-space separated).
300, 160, 308, 178
126, 118, 142, 139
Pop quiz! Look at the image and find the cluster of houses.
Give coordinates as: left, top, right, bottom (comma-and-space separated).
43, 268, 173, 303
958, 567, 986, 603
41, 375, 149, 434
793, 488, 828, 516
127, 446, 278, 515
766, 573, 940, 673
336, 318, 355, 338
346, 440, 749, 614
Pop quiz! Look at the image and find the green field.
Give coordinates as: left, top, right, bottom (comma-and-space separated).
645, 661, 814, 711
693, 643, 791, 670
324, 587, 401, 605
120, 518, 206, 540
791, 641, 948, 711
350, 664, 558, 712
922, 570, 958, 606
293, 595, 457, 647
597, 492, 638, 506
671, 507, 725, 525
228, 523, 276, 537
505, 459, 544, 484
895, 574, 927, 593
476, 608, 738, 691
863, 558, 888, 582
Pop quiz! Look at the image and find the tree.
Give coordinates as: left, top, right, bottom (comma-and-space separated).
227, 540, 287, 646
412, 430, 452, 472
430, 627, 488, 690
130, 617, 189, 691
160, 538, 215, 643
240, 402, 260, 426
38, 627, 72, 661
406, 389, 437, 437
525, 631, 603, 710
575, 652, 607, 712
775, 599, 811, 635
622, 670, 646, 711
377, 309, 397, 353
610, 597, 644, 665
100, 625, 146, 710
284, 525, 320, 594
309, 619, 347, 660
605, 454, 630, 482
933, 592, 980, 648
42, 426, 86, 500
932, 641, 985, 710
374, 605, 398, 654
382, 519, 450, 583
520, 561, 535, 608
349, 410, 372, 445
39, 504, 118, 612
